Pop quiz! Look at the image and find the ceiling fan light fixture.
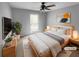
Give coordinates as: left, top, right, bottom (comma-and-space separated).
40, 2, 56, 11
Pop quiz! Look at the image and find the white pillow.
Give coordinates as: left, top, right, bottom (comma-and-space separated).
57, 29, 65, 34
57, 26, 70, 34
51, 28, 57, 31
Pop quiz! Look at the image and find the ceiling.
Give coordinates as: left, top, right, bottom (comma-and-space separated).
9, 2, 79, 12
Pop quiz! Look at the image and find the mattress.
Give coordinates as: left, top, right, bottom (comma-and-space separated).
28, 31, 70, 57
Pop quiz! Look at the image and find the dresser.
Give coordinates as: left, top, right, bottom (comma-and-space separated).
70, 36, 79, 46
2, 37, 17, 57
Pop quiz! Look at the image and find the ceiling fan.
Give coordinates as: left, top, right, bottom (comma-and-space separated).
40, 2, 56, 11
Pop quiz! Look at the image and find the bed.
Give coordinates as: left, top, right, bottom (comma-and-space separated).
28, 24, 74, 57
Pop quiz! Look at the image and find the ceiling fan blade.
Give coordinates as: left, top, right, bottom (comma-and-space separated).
46, 8, 51, 10
45, 7, 51, 10
47, 4, 56, 7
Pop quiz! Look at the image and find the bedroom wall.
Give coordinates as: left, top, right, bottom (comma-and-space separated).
11, 8, 47, 36
47, 4, 79, 32
0, 2, 12, 56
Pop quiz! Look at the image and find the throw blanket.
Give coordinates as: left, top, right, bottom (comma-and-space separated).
35, 33, 61, 56
43, 32, 64, 45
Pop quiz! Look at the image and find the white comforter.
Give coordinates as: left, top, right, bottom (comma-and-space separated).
29, 32, 61, 57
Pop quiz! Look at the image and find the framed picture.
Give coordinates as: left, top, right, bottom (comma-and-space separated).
56, 12, 71, 24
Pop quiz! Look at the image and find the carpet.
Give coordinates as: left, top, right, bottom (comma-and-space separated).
57, 50, 79, 57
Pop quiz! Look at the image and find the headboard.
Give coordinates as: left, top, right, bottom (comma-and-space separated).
46, 23, 75, 36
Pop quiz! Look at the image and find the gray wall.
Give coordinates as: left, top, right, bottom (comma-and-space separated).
0, 2, 12, 40
11, 8, 47, 36
0, 2, 12, 56
47, 4, 79, 32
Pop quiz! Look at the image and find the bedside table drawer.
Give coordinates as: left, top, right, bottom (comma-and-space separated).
2, 39, 17, 57
70, 39, 79, 46
2, 46, 16, 57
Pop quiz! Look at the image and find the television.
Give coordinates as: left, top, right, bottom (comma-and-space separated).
2, 17, 12, 40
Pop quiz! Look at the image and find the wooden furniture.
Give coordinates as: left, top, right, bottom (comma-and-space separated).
2, 37, 17, 57
70, 36, 79, 46
44, 24, 75, 32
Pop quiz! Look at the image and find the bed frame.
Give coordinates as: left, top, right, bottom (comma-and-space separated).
28, 23, 75, 57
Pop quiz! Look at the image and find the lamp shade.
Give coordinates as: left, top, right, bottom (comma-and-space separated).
73, 30, 78, 39
47, 26, 50, 30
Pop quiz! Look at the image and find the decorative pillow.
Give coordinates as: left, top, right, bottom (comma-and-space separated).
65, 29, 73, 35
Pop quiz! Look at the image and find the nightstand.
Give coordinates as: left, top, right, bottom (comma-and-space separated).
2, 37, 17, 57
70, 37, 79, 46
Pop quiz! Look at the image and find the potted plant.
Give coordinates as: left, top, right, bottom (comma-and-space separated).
13, 22, 22, 39
14, 22, 22, 35
5, 37, 12, 47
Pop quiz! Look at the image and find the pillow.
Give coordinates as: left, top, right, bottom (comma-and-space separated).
65, 29, 73, 35
56, 26, 72, 35
51, 27, 57, 31
57, 29, 66, 34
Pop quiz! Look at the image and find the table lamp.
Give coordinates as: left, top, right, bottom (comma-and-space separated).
73, 30, 78, 39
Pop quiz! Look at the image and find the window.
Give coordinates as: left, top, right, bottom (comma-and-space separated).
30, 14, 39, 33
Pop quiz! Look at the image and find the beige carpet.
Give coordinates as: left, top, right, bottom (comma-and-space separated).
57, 50, 79, 57
23, 37, 35, 57
16, 38, 24, 57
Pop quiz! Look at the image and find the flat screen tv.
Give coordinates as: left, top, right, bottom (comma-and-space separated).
2, 17, 12, 40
